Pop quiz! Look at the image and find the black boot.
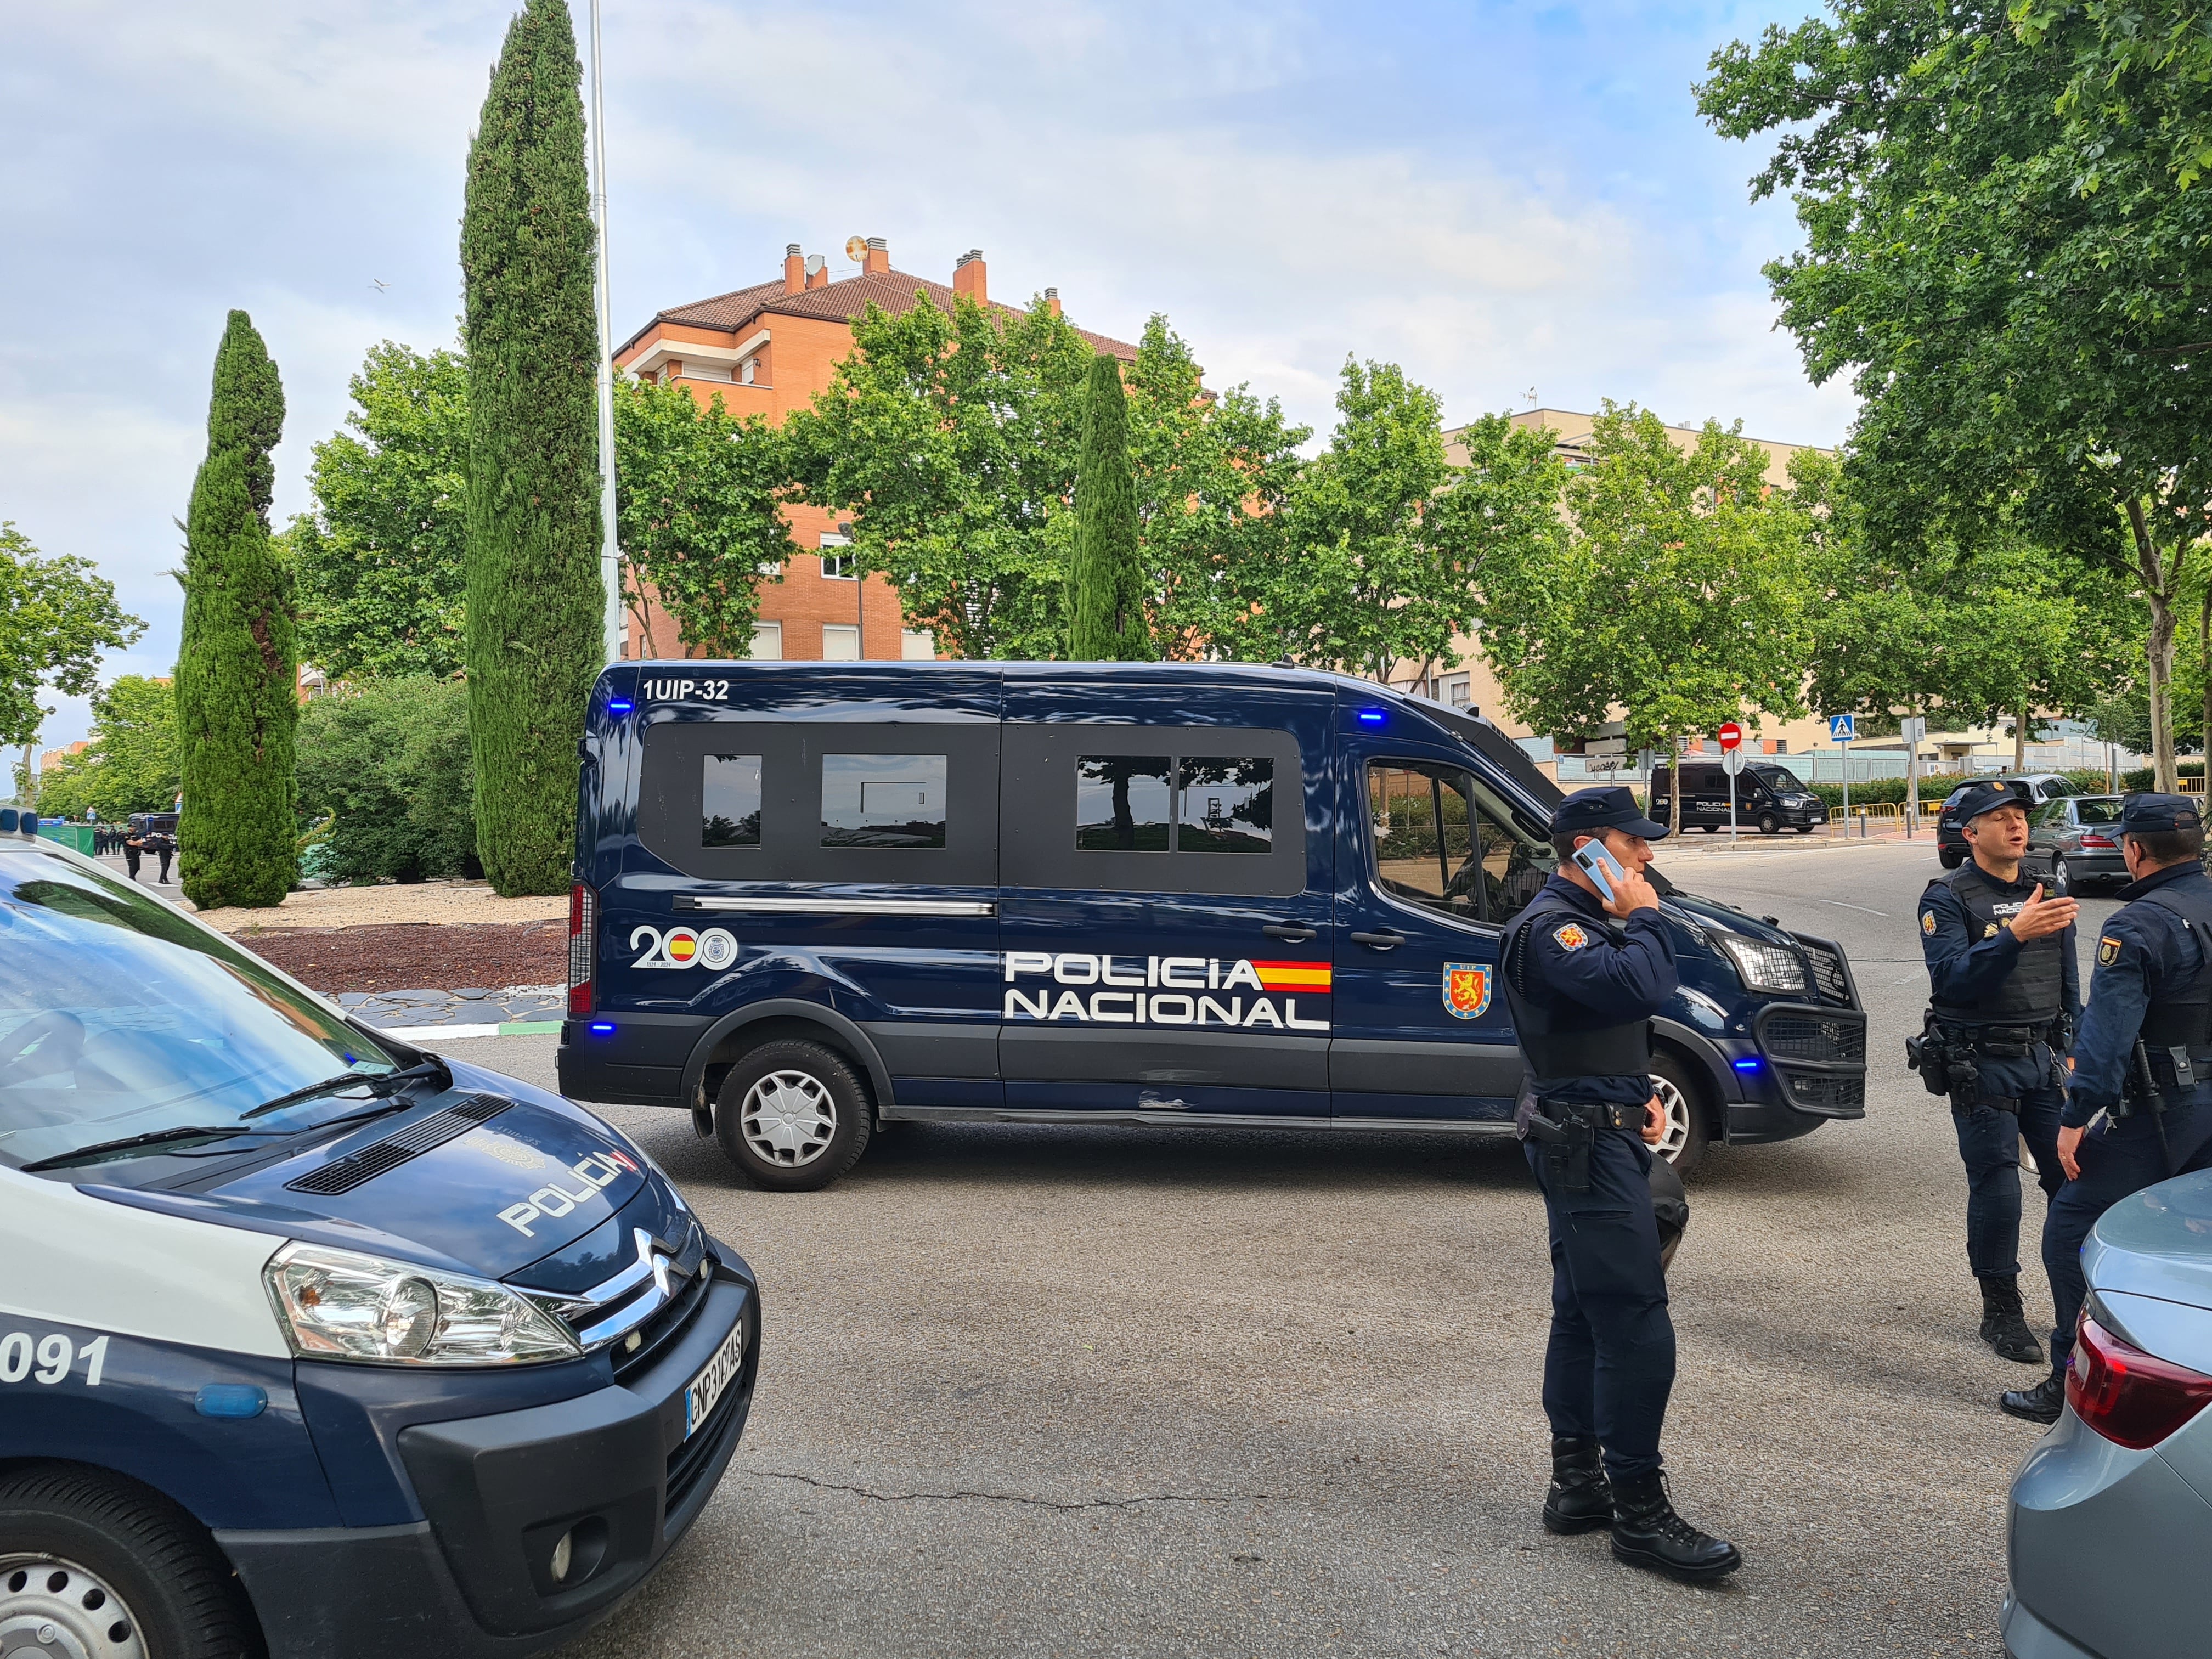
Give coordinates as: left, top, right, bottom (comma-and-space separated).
1541, 1435, 1612, 1535
1609, 1472, 1743, 1582
2002, 1370, 2067, 1425
1979, 1276, 2045, 1365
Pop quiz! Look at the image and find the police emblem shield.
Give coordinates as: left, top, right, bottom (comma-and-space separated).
2099, 934, 2123, 967
1443, 964, 1492, 1019
1552, 923, 1589, 951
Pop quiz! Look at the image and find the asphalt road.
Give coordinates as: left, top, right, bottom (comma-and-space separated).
432, 838, 2117, 1659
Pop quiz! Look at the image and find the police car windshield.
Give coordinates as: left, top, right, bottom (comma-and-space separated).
0, 849, 404, 1171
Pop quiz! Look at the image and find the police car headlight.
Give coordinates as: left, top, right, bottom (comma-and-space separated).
265, 1242, 581, 1365
1715, 934, 1809, 995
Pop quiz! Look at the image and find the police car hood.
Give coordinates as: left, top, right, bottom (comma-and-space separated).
85, 1059, 681, 1281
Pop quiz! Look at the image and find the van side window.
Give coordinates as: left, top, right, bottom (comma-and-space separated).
1075, 757, 1172, 850
1177, 758, 1273, 853
1367, 761, 1554, 924
821, 753, 948, 848
702, 755, 763, 848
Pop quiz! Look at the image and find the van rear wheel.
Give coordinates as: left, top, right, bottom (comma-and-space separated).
715, 1039, 873, 1191
0, 1465, 254, 1659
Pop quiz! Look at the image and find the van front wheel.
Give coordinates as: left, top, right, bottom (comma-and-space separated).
1649, 1053, 1711, 1178
715, 1039, 873, 1191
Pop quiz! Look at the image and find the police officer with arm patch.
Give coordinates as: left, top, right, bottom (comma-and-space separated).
1912, 783, 2077, 1368
1502, 785, 1741, 1583
2000, 793, 2212, 1424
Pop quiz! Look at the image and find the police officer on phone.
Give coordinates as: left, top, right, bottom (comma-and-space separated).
1911, 782, 2077, 1369
2001, 793, 2212, 1424
1500, 785, 1741, 1583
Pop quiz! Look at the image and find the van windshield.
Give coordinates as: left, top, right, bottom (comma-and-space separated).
0, 848, 404, 1171
1752, 766, 1807, 793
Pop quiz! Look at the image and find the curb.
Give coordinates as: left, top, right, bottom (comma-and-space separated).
375, 1019, 563, 1041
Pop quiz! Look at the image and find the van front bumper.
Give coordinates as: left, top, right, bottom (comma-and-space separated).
217, 1266, 757, 1659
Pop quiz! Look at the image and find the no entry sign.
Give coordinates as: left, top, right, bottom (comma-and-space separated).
1717, 721, 1743, 753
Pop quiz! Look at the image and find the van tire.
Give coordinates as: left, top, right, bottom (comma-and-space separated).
714, 1039, 872, 1191
1649, 1052, 1711, 1178
1757, 812, 1780, 836
0, 1465, 255, 1659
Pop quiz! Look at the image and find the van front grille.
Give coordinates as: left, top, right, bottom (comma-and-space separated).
1762, 1015, 1866, 1065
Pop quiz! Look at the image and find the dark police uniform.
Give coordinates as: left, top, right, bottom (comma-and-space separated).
1915, 783, 2076, 1363
1500, 786, 1739, 1582
2004, 794, 2212, 1423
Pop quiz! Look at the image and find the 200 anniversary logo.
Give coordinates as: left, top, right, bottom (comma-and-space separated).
1003, 952, 1330, 1030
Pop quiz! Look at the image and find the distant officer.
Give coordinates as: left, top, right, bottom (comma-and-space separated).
122, 817, 145, 882
2002, 793, 2212, 1424
1500, 785, 1741, 1583
1913, 783, 2077, 1367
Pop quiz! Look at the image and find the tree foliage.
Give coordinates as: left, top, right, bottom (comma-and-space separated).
461, 0, 605, 894
1066, 353, 1149, 659
1697, 0, 2212, 785
0, 522, 143, 752
33, 676, 178, 821
296, 676, 478, 884
176, 309, 296, 909
614, 374, 792, 658
289, 342, 468, 681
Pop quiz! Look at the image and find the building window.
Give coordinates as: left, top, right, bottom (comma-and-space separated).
822, 624, 861, 661
739, 357, 756, 386
1443, 674, 1471, 708
748, 621, 782, 661
818, 532, 854, 580
900, 628, 936, 661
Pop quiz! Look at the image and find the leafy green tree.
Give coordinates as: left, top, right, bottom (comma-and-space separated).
0, 522, 143, 754
33, 677, 179, 821
176, 310, 296, 909
289, 342, 469, 681
461, 0, 606, 894
1699, 1, 2212, 786
786, 291, 1093, 660
1066, 353, 1149, 659
614, 374, 793, 658
296, 677, 478, 883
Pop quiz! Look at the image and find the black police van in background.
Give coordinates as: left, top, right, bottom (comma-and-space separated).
1647, 759, 1825, 836
557, 663, 1867, 1185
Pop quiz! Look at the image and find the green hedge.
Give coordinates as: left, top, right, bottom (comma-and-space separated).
2122, 760, 2205, 792
295, 676, 477, 883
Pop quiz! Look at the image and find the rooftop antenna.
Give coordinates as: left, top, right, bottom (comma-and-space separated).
844, 235, 868, 264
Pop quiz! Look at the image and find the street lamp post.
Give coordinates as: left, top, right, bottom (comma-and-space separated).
588, 0, 623, 667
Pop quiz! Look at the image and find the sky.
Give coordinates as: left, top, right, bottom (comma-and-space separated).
0, 0, 1847, 753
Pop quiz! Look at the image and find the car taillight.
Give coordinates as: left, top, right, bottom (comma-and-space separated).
568, 883, 597, 1018
2067, 1315, 2212, 1448
2079, 833, 2116, 848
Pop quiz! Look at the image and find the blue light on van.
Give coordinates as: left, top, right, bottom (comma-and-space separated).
1733, 1057, 1762, 1073
606, 698, 635, 716
195, 1385, 267, 1419
589, 1022, 617, 1036
1356, 708, 1387, 727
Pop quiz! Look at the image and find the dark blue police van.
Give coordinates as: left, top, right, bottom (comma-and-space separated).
558, 662, 1867, 1188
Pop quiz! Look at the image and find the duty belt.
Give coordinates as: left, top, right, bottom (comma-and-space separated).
1938, 1020, 2057, 1059
1538, 1098, 1642, 1133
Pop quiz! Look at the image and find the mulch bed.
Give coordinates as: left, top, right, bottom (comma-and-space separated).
240, 921, 566, 994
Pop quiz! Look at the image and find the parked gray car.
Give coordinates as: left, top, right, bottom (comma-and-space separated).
2004, 1171, 2212, 1657
2027, 794, 2127, 895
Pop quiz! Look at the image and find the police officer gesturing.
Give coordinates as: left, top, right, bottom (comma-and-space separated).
2001, 793, 2212, 1424
1913, 783, 2076, 1368
1502, 785, 1741, 1583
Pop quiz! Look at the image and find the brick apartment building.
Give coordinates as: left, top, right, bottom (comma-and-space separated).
615, 237, 1137, 663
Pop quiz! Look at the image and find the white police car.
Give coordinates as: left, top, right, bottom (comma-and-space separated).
0, 821, 758, 1658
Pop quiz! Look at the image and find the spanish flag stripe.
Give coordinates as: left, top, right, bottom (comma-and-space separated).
1251, 960, 1332, 990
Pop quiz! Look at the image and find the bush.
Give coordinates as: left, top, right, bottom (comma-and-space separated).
2123, 760, 2203, 792
296, 676, 477, 883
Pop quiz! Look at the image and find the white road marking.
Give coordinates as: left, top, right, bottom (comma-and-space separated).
1821, 899, 1889, 916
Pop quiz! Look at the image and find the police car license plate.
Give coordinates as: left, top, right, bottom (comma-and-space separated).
683, 1318, 745, 1441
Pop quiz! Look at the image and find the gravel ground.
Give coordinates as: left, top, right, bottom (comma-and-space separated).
245, 919, 565, 994
387, 839, 2110, 1658
192, 877, 565, 934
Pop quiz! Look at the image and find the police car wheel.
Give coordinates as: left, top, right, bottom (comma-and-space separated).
0, 1466, 253, 1659
715, 1040, 872, 1191
1648, 1054, 1709, 1177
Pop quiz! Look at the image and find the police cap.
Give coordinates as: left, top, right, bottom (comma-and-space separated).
1554, 785, 1669, 842
1952, 782, 2032, 826
2120, 792, 2203, 835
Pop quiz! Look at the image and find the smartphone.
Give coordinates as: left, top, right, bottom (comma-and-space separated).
1572, 839, 1628, 903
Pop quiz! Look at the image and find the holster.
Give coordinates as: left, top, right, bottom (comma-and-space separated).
1524, 1107, 1595, 1194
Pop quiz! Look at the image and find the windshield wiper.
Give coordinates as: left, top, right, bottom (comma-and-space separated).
241, 1057, 450, 1121
21, 1123, 289, 1173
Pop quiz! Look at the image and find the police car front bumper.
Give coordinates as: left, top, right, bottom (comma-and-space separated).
216, 1256, 757, 1659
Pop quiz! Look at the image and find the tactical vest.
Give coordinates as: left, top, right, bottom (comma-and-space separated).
1929, 862, 2064, 1026
1500, 890, 1654, 1080
2134, 877, 2212, 1064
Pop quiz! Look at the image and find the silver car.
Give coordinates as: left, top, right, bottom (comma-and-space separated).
2004, 1171, 2212, 1657
2026, 794, 2128, 895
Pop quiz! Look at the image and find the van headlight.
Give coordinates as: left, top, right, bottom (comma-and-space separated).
265, 1242, 580, 1365
1716, 935, 1809, 995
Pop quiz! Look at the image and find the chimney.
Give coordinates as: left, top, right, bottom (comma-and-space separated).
864, 235, 890, 275
952, 249, 987, 306
1043, 286, 1061, 317
783, 243, 804, 295
805, 254, 828, 290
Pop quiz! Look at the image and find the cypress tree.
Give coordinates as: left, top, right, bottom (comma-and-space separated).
461, 0, 605, 895
176, 311, 295, 909
1066, 353, 1150, 659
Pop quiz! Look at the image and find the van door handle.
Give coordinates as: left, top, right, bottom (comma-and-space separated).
1349, 929, 1405, 951
1261, 923, 1316, 943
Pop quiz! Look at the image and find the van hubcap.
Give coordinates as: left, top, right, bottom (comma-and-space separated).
740, 1071, 838, 1166
0, 1556, 144, 1659
1649, 1076, 1690, 1164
